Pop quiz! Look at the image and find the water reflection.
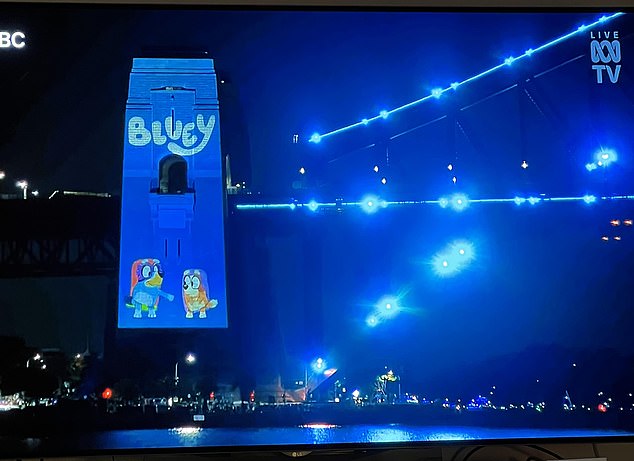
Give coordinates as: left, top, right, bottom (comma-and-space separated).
300, 424, 338, 444
169, 427, 203, 439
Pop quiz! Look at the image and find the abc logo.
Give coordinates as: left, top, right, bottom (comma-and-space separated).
0, 31, 26, 49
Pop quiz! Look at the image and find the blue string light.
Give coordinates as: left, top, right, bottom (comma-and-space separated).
308, 12, 624, 143
235, 194, 633, 211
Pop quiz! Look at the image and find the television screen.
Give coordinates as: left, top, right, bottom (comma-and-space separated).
1, 3, 634, 457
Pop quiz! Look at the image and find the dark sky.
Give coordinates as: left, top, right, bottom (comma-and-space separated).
1, 8, 629, 195
0, 6, 633, 392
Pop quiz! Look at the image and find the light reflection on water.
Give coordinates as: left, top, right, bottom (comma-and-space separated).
85, 425, 632, 450
169, 427, 203, 438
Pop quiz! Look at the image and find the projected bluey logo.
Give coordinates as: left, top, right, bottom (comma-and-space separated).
590, 31, 621, 84
0, 31, 25, 49
127, 114, 216, 156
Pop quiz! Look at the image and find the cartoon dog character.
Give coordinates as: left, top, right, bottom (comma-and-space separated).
126, 258, 174, 318
182, 269, 218, 318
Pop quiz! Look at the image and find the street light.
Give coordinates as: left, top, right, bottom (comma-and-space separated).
26, 353, 41, 368
304, 357, 328, 401
175, 353, 196, 386
16, 180, 28, 200
0, 170, 5, 180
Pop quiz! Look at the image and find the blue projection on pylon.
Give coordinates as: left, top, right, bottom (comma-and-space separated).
118, 58, 228, 329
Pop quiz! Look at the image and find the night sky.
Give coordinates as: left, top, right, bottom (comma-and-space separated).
0, 6, 633, 397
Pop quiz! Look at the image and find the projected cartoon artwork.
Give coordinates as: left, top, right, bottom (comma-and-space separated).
125, 258, 174, 318
182, 269, 218, 318
117, 58, 228, 328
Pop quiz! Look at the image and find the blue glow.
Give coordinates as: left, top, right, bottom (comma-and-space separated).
366, 315, 379, 327
586, 163, 598, 172
362, 118, 369, 125
311, 357, 327, 373
118, 58, 228, 329
309, 133, 321, 143
431, 88, 443, 98
451, 240, 476, 264
432, 239, 476, 278
595, 148, 618, 167
235, 194, 634, 212
432, 252, 460, 277
376, 296, 400, 319
450, 193, 470, 212
309, 12, 624, 142
360, 194, 381, 214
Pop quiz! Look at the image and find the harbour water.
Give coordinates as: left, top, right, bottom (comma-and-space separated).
2, 425, 631, 456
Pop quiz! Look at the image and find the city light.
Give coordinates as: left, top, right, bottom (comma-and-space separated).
366, 314, 379, 327
0, 170, 5, 180
299, 167, 306, 175
376, 296, 400, 319
311, 357, 327, 373
521, 160, 529, 169
175, 353, 197, 386
15, 180, 28, 200
432, 239, 476, 277
595, 148, 618, 167
360, 194, 384, 214
450, 193, 470, 212
587, 148, 618, 171
307, 13, 624, 142
373, 165, 379, 173
237, 194, 634, 213
451, 240, 476, 263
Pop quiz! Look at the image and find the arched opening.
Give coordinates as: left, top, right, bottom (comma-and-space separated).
158, 154, 188, 194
